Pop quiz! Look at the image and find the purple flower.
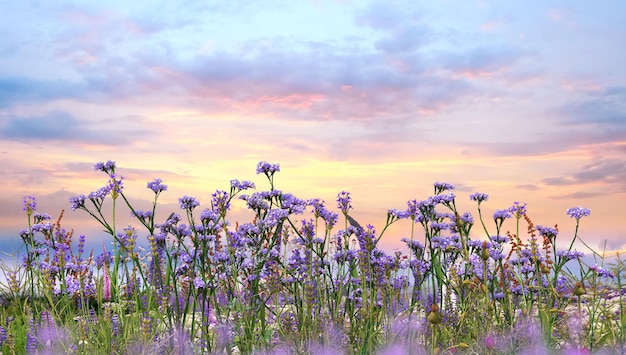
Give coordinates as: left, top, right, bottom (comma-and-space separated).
211, 190, 230, 214
194, 277, 206, 289
337, 191, 352, 215
590, 264, 615, 279
147, 178, 167, 194
69, 194, 86, 210
536, 225, 558, 238
23, 196, 37, 215
470, 192, 489, 203
406, 200, 425, 222
567, 206, 591, 220
460, 212, 474, 224
509, 201, 527, 217
282, 193, 306, 214
256, 161, 280, 175
493, 209, 512, 220
89, 186, 112, 200
94, 160, 116, 174
179, 196, 200, 211
489, 235, 510, 244
230, 179, 255, 191
434, 182, 455, 194
557, 250, 584, 261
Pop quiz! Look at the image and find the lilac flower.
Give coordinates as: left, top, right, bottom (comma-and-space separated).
489, 235, 510, 244
230, 179, 255, 192
590, 264, 615, 279
108, 174, 124, 197
470, 192, 489, 203
33, 213, 51, 223
432, 193, 455, 205
69, 194, 86, 210
406, 199, 424, 222
567, 206, 591, 220
77, 235, 86, 255
509, 201, 527, 217
493, 209, 512, 220
94, 160, 116, 174
337, 191, 352, 215
147, 178, 167, 194
131, 210, 153, 221
256, 161, 280, 175
387, 208, 409, 222
179, 195, 200, 211
434, 181, 455, 194
89, 186, 111, 201
23, 196, 37, 215
459, 212, 473, 224
282, 193, 306, 214
194, 277, 206, 289
215, 192, 235, 219
556, 250, 584, 261
536, 225, 558, 238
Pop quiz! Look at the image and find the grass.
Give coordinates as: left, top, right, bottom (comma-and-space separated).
0, 160, 624, 354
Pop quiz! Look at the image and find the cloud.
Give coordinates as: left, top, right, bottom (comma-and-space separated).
559, 86, 626, 127
542, 158, 626, 194
0, 77, 85, 108
0, 111, 152, 145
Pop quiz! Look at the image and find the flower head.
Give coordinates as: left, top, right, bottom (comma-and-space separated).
337, 191, 352, 215
256, 161, 280, 175
434, 182, 455, 194
179, 196, 200, 211
567, 206, 591, 220
509, 201, 527, 218
94, 160, 116, 175
147, 178, 167, 194
69, 194, 86, 210
493, 209, 512, 221
470, 192, 489, 203
23, 196, 37, 216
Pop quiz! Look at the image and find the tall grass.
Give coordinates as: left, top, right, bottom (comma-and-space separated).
0, 161, 624, 354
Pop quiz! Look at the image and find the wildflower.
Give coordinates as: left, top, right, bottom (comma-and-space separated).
211, 190, 230, 215
179, 195, 200, 211
406, 199, 424, 222
337, 191, 352, 215
493, 209, 512, 220
434, 181, 455, 194
590, 264, 615, 279
94, 160, 116, 174
23, 196, 37, 216
282, 193, 306, 214
69, 194, 86, 210
194, 277, 206, 289
89, 186, 111, 201
567, 206, 591, 220
509, 201, 527, 217
256, 161, 280, 175
556, 250, 584, 261
469, 192, 489, 203
459, 212, 473, 224
536, 225, 558, 238
147, 178, 167, 194
489, 235, 510, 244
230, 179, 255, 192
102, 270, 111, 301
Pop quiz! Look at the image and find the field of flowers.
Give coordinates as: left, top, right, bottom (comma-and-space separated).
1, 160, 624, 354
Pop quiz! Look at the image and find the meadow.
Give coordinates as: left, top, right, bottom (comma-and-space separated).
1, 160, 624, 354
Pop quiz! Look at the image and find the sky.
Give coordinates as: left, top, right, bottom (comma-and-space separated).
1, 0, 625, 257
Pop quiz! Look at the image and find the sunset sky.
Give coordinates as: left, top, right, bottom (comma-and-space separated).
1, 0, 625, 256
